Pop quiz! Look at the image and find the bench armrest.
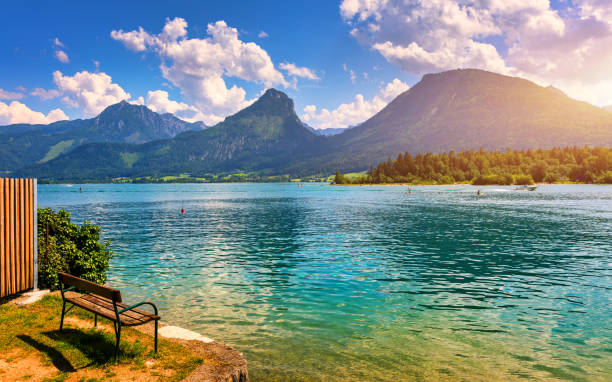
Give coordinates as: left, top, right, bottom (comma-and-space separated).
60, 285, 75, 300
117, 301, 159, 316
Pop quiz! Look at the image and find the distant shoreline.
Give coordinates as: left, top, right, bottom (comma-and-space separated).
327, 182, 604, 186
34, 181, 609, 186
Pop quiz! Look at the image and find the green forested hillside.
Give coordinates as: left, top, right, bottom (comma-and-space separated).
304, 69, 612, 174
18, 89, 321, 181
14, 69, 612, 181
0, 101, 204, 173
335, 147, 612, 185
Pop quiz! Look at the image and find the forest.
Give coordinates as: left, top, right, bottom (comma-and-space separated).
334, 146, 612, 185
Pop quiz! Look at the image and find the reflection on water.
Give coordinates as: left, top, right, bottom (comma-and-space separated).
39, 184, 612, 381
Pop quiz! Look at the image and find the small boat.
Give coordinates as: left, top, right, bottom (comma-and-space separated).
514, 185, 538, 191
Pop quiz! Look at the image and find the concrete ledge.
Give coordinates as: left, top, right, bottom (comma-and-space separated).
159, 325, 214, 344
11, 289, 50, 305
136, 321, 249, 382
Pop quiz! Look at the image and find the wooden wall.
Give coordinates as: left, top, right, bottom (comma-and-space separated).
0, 178, 37, 298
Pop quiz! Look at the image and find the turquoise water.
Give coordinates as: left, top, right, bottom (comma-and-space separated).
39, 184, 611, 381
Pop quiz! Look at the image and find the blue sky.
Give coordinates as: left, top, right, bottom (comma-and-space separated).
2, 0, 611, 128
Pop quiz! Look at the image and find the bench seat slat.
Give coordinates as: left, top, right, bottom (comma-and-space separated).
65, 291, 160, 326
79, 294, 154, 321
59, 272, 122, 302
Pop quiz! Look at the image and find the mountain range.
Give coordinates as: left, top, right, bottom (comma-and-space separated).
7, 69, 612, 181
0, 101, 205, 174
299, 69, 612, 173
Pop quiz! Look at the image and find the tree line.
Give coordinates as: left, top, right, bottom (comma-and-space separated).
334, 146, 612, 185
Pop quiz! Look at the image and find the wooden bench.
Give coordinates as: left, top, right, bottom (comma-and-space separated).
58, 272, 160, 357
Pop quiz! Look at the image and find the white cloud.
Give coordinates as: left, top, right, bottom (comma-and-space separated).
258, 31, 269, 38
30, 88, 61, 101
302, 78, 408, 129
343, 63, 357, 84
379, 78, 409, 100
0, 88, 25, 100
130, 96, 145, 105
144, 90, 216, 124
54, 50, 69, 63
340, 0, 612, 106
110, 27, 151, 51
111, 18, 288, 122
53, 70, 131, 117
60, 96, 79, 109
340, 0, 388, 21
279, 62, 320, 81
54, 37, 64, 47
0, 101, 68, 125
372, 39, 510, 76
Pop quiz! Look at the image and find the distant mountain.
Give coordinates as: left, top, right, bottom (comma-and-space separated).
0, 101, 204, 173
316, 126, 354, 136
302, 69, 612, 173
16, 69, 612, 181
18, 89, 319, 180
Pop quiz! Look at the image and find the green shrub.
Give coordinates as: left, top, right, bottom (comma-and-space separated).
514, 174, 535, 185
596, 171, 612, 184
529, 160, 548, 183
437, 175, 455, 185
543, 172, 560, 183
37, 208, 114, 290
471, 173, 513, 185
334, 171, 347, 184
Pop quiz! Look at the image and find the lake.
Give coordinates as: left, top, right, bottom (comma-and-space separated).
38, 183, 612, 381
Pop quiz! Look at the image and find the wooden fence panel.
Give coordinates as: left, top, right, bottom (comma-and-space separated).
0, 178, 37, 298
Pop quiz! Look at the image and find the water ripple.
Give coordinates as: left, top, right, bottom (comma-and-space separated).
39, 183, 612, 381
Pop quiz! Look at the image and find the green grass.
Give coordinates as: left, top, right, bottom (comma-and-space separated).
40, 140, 74, 163
0, 294, 203, 381
326, 171, 368, 182
119, 152, 140, 168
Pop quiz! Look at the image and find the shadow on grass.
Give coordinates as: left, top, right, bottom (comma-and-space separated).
45, 327, 147, 364
42, 329, 118, 366
17, 334, 76, 372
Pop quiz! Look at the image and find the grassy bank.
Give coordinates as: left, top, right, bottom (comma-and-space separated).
0, 294, 203, 382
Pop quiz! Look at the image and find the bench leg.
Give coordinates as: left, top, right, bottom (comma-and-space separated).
154, 320, 158, 353
94, 313, 97, 328
114, 322, 121, 360
59, 300, 66, 332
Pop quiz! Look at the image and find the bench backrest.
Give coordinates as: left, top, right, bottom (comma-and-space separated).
58, 272, 122, 303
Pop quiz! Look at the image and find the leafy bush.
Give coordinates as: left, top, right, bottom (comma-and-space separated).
529, 160, 548, 183
437, 175, 455, 185
471, 173, 513, 185
37, 208, 114, 290
334, 171, 347, 184
543, 172, 560, 183
596, 171, 612, 184
354, 147, 612, 185
514, 174, 535, 185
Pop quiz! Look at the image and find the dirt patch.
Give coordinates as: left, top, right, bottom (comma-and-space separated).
0, 331, 182, 382
2, 292, 248, 382
0, 350, 57, 382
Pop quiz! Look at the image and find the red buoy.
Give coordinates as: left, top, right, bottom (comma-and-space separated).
181, 208, 185, 214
